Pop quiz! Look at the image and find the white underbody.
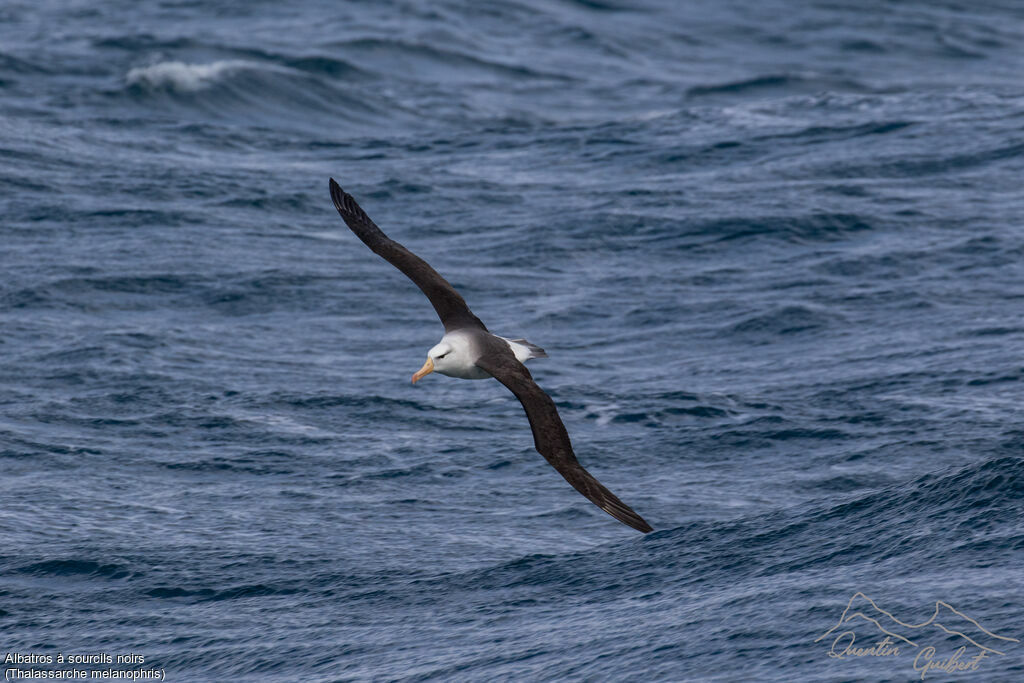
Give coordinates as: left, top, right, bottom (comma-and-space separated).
428, 331, 544, 380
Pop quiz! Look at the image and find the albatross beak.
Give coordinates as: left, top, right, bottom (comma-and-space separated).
411, 357, 434, 384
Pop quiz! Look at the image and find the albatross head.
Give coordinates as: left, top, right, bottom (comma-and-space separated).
411, 333, 484, 383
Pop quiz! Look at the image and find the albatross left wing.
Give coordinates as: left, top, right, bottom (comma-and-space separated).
329, 179, 486, 333
474, 345, 654, 533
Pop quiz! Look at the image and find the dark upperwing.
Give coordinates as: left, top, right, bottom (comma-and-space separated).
474, 342, 654, 534
329, 178, 487, 333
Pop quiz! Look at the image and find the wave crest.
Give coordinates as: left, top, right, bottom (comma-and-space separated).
125, 60, 254, 92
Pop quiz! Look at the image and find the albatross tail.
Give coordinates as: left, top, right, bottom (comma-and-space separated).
502, 337, 548, 363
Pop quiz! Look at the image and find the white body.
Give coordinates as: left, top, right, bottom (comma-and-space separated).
428, 331, 545, 380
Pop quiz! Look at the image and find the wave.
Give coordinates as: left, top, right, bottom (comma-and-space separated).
826, 140, 1024, 179
124, 55, 369, 93
329, 37, 572, 83
125, 60, 258, 93
729, 304, 842, 337
708, 455, 1024, 576
687, 73, 872, 100
120, 58, 388, 131
0, 50, 49, 76
400, 456, 1024, 601
15, 559, 132, 579
12, 458, 1017, 607
116, 45, 557, 132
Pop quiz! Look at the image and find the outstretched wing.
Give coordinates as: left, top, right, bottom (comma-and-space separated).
329, 179, 486, 332
474, 343, 653, 533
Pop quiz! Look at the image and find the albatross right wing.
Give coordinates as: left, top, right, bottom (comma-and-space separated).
475, 347, 654, 534
329, 178, 486, 333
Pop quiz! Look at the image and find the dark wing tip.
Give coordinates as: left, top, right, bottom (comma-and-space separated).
559, 457, 654, 533
607, 503, 654, 533
328, 177, 348, 214
567, 460, 653, 533
596, 491, 654, 533
328, 178, 373, 226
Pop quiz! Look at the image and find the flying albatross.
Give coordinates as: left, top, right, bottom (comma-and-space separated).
329, 179, 653, 533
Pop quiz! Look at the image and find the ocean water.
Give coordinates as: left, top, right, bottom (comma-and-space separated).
2, 0, 1023, 680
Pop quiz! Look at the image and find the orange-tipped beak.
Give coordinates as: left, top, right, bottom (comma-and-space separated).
411, 357, 434, 384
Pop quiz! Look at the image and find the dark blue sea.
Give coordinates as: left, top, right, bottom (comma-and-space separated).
3, 1, 1024, 680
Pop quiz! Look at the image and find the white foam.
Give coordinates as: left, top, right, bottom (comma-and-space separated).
586, 402, 621, 427
126, 60, 251, 92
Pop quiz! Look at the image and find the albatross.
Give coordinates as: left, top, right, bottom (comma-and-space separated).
329, 179, 653, 533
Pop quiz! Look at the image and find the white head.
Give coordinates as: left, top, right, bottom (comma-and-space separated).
411, 333, 477, 382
